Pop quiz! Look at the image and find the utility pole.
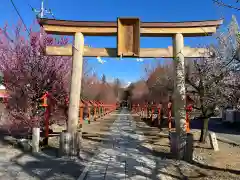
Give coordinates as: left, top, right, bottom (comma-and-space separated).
40, 0, 44, 18
32, 0, 54, 19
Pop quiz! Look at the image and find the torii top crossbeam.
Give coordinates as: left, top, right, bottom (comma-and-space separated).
39, 18, 222, 37
38, 17, 223, 58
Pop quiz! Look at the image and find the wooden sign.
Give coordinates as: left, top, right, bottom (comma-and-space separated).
117, 17, 140, 57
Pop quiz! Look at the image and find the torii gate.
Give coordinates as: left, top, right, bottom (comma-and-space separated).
38, 17, 222, 137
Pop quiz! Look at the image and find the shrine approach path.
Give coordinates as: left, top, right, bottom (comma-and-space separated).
78, 108, 174, 180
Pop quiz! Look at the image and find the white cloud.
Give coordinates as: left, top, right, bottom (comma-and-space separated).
136, 58, 144, 62
97, 56, 106, 64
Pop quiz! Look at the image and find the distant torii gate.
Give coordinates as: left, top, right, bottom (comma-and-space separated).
38, 17, 222, 137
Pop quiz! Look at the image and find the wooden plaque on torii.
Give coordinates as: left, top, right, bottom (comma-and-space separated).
117, 17, 140, 57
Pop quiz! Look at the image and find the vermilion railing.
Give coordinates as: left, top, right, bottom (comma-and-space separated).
39, 93, 117, 145
132, 100, 193, 133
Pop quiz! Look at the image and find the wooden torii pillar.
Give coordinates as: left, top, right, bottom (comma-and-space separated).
38, 17, 222, 157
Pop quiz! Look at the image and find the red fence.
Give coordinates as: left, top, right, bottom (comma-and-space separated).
40, 92, 117, 144
132, 101, 193, 132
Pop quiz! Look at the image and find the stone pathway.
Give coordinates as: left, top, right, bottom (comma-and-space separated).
78, 109, 173, 180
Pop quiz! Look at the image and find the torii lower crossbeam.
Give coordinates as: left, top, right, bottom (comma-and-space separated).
45, 45, 210, 58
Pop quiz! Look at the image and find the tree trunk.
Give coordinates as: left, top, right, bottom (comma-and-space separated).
199, 117, 209, 143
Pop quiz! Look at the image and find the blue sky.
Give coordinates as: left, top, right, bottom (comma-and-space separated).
0, 0, 239, 83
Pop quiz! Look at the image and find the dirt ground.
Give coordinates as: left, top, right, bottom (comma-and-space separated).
48, 111, 119, 160
132, 114, 240, 180
0, 111, 119, 180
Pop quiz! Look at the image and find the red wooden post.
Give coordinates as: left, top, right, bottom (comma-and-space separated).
157, 103, 162, 126
97, 101, 100, 118
103, 103, 106, 115
101, 102, 103, 115
102, 102, 104, 116
94, 101, 97, 121
94, 101, 97, 118
40, 91, 50, 145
